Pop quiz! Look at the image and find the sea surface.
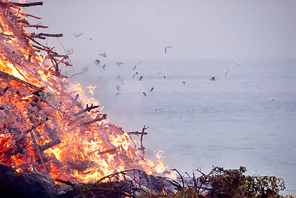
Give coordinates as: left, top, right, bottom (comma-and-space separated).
68, 58, 296, 195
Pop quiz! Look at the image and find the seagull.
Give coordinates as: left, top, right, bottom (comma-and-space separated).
139, 76, 143, 81
115, 85, 121, 91
225, 65, 231, 76
102, 64, 106, 70
235, 57, 243, 71
142, 92, 147, 96
165, 46, 172, 54
210, 76, 216, 81
154, 108, 161, 114
133, 61, 143, 70
149, 87, 154, 92
235, 57, 241, 65
73, 32, 83, 38
267, 97, 274, 101
163, 75, 167, 78
182, 81, 186, 85
99, 51, 107, 58
116, 62, 123, 66
94, 59, 100, 65
132, 72, 138, 79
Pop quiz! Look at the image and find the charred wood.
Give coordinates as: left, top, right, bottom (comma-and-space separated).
29, 32, 63, 40
127, 131, 148, 135
11, 2, 43, 7
38, 139, 61, 152
26, 24, 48, 29
17, 117, 49, 141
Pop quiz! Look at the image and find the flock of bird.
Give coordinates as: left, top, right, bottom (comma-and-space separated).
90, 46, 177, 113
70, 32, 275, 112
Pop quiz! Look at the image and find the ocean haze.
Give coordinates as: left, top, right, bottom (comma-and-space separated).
23, 0, 296, 61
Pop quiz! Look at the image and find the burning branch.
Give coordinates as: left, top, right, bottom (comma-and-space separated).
80, 114, 107, 127
88, 148, 117, 156
17, 117, 49, 141
30, 130, 49, 175
38, 139, 61, 152
74, 104, 99, 117
0, 70, 41, 90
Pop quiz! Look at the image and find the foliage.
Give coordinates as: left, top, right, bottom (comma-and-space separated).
57, 167, 291, 198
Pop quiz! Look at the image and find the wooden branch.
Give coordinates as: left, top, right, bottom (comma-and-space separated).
74, 104, 99, 117
17, 117, 49, 141
30, 130, 49, 175
127, 132, 148, 135
67, 94, 79, 110
0, 70, 41, 90
139, 126, 149, 158
17, 18, 30, 25
38, 139, 61, 152
18, 12, 42, 20
48, 54, 60, 76
80, 114, 107, 127
26, 25, 48, 29
55, 179, 74, 187
88, 148, 117, 155
0, 33, 14, 39
11, 2, 43, 7
30, 33, 63, 40
67, 115, 84, 127
97, 148, 117, 155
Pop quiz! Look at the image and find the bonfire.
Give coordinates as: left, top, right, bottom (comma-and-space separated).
0, 0, 175, 194
0, 1, 289, 198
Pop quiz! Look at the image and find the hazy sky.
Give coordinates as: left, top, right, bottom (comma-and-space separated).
24, 0, 296, 60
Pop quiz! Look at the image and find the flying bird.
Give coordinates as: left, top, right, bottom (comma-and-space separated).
182, 81, 186, 85
225, 65, 231, 76
210, 76, 216, 81
99, 51, 107, 58
149, 87, 154, 92
73, 32, 83, 38
154, 108, 161, 114
235, 57, 241, 65
132, 72, 138, 79
133, 60, 143, 70
139, 76, 143, 81
165, 46, 172, 54
116, 62, 123, 66
94, 59, 100, 65
235, 57, 243, 71
115, 85, 121, 91
267, 97, 274, 101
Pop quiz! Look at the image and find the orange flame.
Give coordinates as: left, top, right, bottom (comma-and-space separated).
0, 0, 175, 184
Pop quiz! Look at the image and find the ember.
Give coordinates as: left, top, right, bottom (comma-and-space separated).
0, 0, 170, 185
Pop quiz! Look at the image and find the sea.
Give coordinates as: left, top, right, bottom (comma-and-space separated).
66, 58, 296, 195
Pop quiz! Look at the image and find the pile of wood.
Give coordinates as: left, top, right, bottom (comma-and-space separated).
0, 0, 158, 185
